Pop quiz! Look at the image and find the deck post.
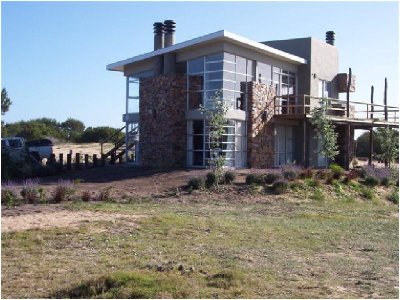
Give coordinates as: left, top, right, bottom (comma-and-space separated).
384, 78, 388, 121
345, 68, 352, 170
303, 118, 307, 167
368, 86, 374, 166
384, 78, 389, 167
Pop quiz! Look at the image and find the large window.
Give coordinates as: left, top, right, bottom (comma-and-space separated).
187, 120, 247, 167
187, 52, 254, 111
274, 126, 293, 166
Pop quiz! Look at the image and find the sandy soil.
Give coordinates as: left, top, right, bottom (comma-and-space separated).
52, 143, 114, 162
1, 204, 142, 233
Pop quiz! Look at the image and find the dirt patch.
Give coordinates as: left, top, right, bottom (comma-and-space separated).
1, 204, 143, 233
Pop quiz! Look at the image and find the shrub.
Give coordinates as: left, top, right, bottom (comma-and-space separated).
306, 178, 321, 187
20, 179, 41, 204
380, 177, 390, 187
388, 187, 399, 204
1, 189, 18, 207
360, 186, 374, 200
224, 171, 236, 184
326, 175, 334, 185
299, 168, 314, 179
97, 187, 113, 202
271, 180, 289, 195
281, 165, 301, 181
206, 172, 217, 187
315, 169, 329, 180
52, 180, 75, 203
188, 177, 204, 190
364, 175, 379, 187
265, 173, 281, 184
81, 191, 91, 202
283, 171, 297, 181
343, 170, 358, 184
329, 163, 345, 179
245, 173, 263, 185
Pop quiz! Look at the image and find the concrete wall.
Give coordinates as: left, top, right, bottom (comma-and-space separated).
264, 37, 339, 105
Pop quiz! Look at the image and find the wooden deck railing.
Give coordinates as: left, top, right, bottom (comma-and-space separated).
274, 95, 399, 123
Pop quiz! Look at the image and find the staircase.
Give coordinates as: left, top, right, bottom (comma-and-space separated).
100, 125, 139, 164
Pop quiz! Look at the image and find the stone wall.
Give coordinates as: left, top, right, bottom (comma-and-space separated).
244, 81, 276, 168
139, 74, 187, 168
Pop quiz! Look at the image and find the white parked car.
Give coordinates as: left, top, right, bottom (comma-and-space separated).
2, 137, 53, 162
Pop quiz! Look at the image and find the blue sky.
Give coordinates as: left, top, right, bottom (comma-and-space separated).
1, 1, 398, 128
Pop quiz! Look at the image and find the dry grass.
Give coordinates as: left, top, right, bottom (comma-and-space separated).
1, 187, 398, 298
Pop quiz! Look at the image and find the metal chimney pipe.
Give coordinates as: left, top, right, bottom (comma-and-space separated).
164, 20, 176, 48
153, 22, 164, 50
325, 31, 335, 46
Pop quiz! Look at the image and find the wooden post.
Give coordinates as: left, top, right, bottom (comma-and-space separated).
66, 153, 72, 170
58, 153, 64, 170
345, 68, 352, 170
101, 154, 106, 166
384, 78, 388, 167
110, 152, 115, 165
118, 155, 123, 164
368, 86, 374, 166
384, 78, 388, 121
85, 154, 89, 169
346, 68, 351, 118
93, 154, 98, 167
75, 153, 80, 169
303, 119, 307, 167
49, 153, 56, 166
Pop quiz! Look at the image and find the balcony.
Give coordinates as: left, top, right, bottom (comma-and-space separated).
274, 95, 399, 128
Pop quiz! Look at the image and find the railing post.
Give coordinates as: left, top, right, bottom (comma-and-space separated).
384, 78, 388, 121
346, 68, 351, 118
368, 85, 374, 166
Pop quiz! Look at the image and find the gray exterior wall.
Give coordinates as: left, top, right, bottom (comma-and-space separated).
263, 37, 339, 105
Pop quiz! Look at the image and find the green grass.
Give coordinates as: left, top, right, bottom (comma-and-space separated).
1, 193, 398, 298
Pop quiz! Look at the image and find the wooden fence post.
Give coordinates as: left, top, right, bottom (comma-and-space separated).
110, 152, 115, 165
93, 154, 98, 167
58, 153, 64, 171
66, 153, 72, 170
85, 154, 89, 169
49, 153, 56, 166
101, 154, 106, 166
75, 153, 80, 169
118, 155, 123, 164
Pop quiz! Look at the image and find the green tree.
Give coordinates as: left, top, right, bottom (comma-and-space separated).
379, 127, 398, 167
199, 90, 228, 186
310, 99, 339, 161
61, 118, 85, 141
1, 88, 12, 115
79, 126, 124, 143
355, 128, 398, 161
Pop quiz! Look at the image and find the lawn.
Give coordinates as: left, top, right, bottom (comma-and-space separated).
1, 189, 398, 298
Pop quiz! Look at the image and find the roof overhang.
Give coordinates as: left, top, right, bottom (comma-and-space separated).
106, 30, 307, 72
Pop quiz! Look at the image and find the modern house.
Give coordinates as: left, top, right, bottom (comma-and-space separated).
107, 20, 398, 169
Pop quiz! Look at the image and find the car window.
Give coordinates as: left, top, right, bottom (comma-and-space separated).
8, 139, 22, 148
1, 140, 7, 148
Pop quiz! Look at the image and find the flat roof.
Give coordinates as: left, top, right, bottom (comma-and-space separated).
106, 30, 307, 72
